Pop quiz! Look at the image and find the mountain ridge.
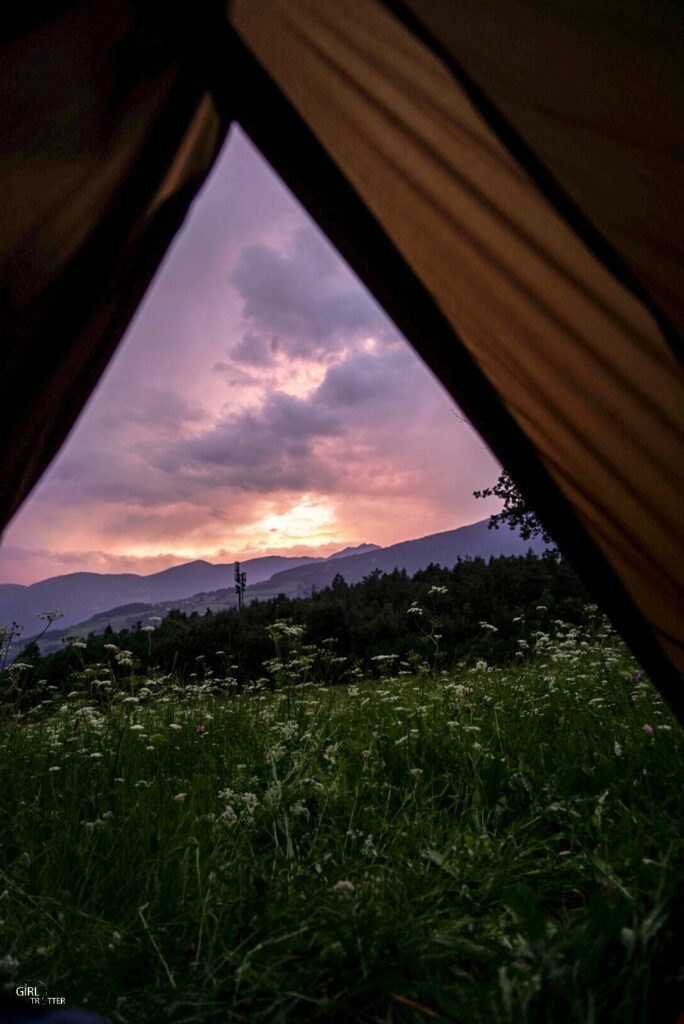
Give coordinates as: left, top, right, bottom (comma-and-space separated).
6, 519, 548, 652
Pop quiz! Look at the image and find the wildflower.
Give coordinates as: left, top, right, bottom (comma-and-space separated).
173, 793, 187, 803
614, 741, 623, 757
195, 725, 206, 734
140, 625, 155, 633
333, 880, 355, 897
242, 793, 259, 814
37, 610, 64, 622
643, 723, 654, 735
409, 768, 423, 776
169, 723, 181, 731
0, 955, 20, 974
361, 835, 377, 858
48, 766, 61, 772
221, 806, 238, 825
130, 724, 144, 731
89, 752, 103, 759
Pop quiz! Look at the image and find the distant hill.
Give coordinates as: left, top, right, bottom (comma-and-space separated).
328, 543, 380, 559
0, 555, 319, 634
11, 519, 548, 654
246, 519, 546, 600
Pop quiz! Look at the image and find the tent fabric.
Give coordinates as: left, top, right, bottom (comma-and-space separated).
392, 0, 684, 352
0, 2, 682, 717
229, 0, 684, 678
0, 0, 226, 530
222, 26, 684, 725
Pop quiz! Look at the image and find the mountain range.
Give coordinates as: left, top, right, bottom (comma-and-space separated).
2, 519, 545, 651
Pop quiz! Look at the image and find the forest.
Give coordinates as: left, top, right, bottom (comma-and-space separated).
8, 551, 588, 698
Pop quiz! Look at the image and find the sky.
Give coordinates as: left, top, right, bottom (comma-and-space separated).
0, 127, 500, 585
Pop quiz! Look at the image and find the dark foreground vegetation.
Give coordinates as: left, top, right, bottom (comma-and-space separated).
0, 558, 682, 1022
5, 553, 587, 701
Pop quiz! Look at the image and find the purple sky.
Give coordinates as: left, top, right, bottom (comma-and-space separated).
0, 128, 500, 585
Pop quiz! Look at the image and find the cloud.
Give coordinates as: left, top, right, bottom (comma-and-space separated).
229, 228, 394, 361
229, 332, 277, 367
0, 129, 501, 584
152, 390, 343, 493
145, 343, 473, 506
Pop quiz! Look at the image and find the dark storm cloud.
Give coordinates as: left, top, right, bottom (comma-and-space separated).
153, 389, 343, 493
230, 229, 394, 360
150, 344, 430, 498
229, 332, 277, 367
315, 346, 418, 409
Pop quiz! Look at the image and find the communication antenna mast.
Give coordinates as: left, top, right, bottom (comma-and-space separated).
234, 561, 247, 612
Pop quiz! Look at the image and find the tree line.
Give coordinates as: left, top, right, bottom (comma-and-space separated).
11, 552, 589, 690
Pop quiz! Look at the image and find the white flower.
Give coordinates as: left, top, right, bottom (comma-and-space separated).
173, 793, 187, 803
169, 723, 181, 731
614, 741, 622, 757
37, 610, 64, 622
333, 880, 355, 897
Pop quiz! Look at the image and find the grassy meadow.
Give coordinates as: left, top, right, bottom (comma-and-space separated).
0, 613, 682, 1022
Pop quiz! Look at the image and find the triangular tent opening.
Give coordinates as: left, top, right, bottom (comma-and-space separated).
1, 0, 682, 721
1, 125, 503, 579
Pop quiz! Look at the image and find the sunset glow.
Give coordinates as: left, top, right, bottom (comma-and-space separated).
0, 128, 500, 585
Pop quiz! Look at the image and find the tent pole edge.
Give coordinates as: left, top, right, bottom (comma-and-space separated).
380, 0, 683, 365
213, 23, 684, 723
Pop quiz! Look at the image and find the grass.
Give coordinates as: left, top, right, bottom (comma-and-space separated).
0, 616, 682, 1022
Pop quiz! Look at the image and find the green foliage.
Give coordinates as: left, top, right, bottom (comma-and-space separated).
1, 553, 589, 708
0, 619, 681, 1022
